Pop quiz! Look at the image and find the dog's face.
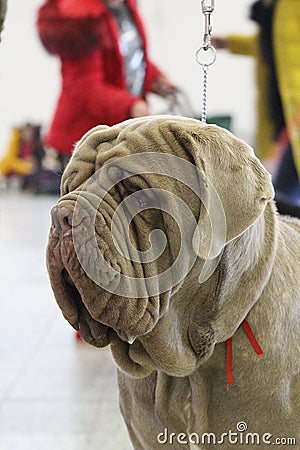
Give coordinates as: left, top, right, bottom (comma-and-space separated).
46, 116, 274, 352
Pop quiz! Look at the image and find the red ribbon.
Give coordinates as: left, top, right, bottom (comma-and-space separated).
226, 319, 263, 388
226, 338, 234, 388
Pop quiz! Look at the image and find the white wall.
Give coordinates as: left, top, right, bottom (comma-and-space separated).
0, 0, 257, 157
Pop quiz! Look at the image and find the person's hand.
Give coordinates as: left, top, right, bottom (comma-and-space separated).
151, 75, 177, 98
130, 100, 151, 118
211, 36, 229, 50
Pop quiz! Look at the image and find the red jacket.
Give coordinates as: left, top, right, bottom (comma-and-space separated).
37, 0, 162, 154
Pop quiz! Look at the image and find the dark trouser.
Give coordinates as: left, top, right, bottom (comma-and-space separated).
57, 152, 70, 171
273, 145, 300, 206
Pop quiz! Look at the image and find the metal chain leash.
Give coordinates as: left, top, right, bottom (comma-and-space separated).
196, 0, 217, 123
201, 64, 209, 123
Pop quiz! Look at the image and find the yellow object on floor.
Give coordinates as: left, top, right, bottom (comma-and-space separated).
0, 127, 34, 177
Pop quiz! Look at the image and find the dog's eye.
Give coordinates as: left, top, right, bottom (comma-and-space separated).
106, 166, 149, 205
107, 165, 124, 183
107, 166, 140, 193
123, 178, 141, 194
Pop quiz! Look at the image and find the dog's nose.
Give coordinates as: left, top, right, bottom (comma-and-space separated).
51, 206, 73, 236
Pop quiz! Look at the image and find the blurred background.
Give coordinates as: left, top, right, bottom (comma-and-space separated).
0, 1, 260, 449
0, 0, 256, 155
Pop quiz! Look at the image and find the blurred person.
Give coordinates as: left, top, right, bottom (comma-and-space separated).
213, 0, 300, 214
267, 0, 300, 211
36, 0, 176, 166
252, 0, 300, 211
211, 34, 273, 164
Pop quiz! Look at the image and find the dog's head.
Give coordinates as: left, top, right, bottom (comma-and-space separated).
46, 116, 274, 355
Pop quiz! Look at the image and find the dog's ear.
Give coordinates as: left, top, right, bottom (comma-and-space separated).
193, 125, 274, 257
172, 123, 274, 273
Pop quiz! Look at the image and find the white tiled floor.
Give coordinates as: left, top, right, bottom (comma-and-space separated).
0, 188, 132, 450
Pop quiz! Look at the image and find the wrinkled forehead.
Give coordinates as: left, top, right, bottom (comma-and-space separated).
61, 116, 253, 195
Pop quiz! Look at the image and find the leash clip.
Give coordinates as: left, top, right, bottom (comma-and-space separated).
201, 0, 214, 13
201, 0, 215, 49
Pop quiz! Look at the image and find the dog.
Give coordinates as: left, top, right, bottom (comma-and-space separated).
46, 116, 300, 449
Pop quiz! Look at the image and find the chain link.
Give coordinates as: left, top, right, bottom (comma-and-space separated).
201, 64, 208, 123
196, 1, 216, 123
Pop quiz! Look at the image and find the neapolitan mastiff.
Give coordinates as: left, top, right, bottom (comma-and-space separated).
47, 116, 300, 449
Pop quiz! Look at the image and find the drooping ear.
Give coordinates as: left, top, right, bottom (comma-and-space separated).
191, 169, 227, 262
172, 122, 274, 272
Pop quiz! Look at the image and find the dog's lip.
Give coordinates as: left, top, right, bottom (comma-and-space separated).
59, 268, 111, 345
60, 267, 138, 344
60, 268, 81, 329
